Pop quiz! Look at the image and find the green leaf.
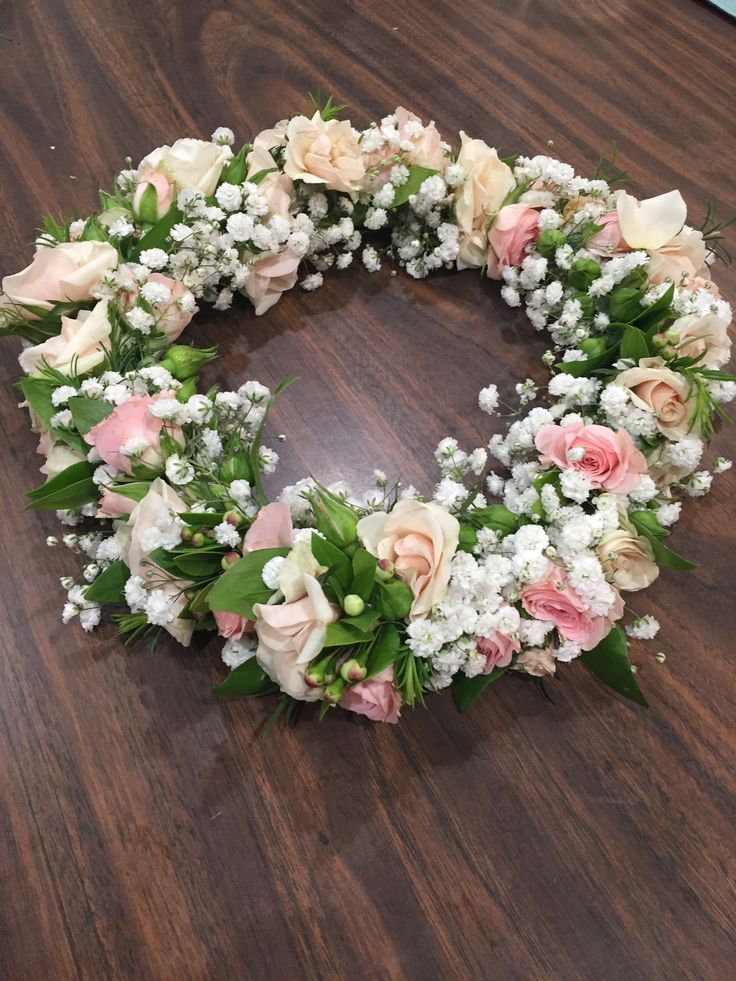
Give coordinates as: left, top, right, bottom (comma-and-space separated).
26, 460, 97, 510
620, 325, 650, 362
452, 667, 507, 713
580, 626, 648, 707
206, 547, 290, 618
351, 548, 377, 601
555, 344, 619, 377
108, 481, 151, 503
467, 504, 521, 537
84, 561, 130, 603
214, 657, 277, 697
174, 551, 224, 579
68, 396, 114, 435
219, 144, 251, 186
365, 623, 400, 679
636, 282, 675, 333
629, 511, 696, 570
340, 607, 380, 632
310, 534, 351, 589
322, 621, 374, 648
130, 205, 183, 259
180, 512, 227, 527
390, 166, 438, 208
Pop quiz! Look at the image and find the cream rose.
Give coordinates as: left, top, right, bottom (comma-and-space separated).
138, 138, 233, 196
616, 189, 687, 250
2, 241, 118, 316
277, 539, 325, 602
117, 479, 193, 647
513, 647, 556, 677
19, 299, 112, 376
597, 510, 659, 592
454, 132, 516, 269
38, 436, 86, 478
661, 311, 731, 369
283, 112, 365, 193
252, 574, 340, 701
357, 500, 459, 619
613, 357, 698, 441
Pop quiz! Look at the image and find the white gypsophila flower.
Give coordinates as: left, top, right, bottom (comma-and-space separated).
478, 384, 499, 415
713, 457, 732, 474
228, 480, 252, 506
51, 385, 77, 407
259, 447, 279, 474
362, 245, 381, 272
148, 397, 181, 421
433, 477, 469, 510
626, 615, 660, 640
222, 636, 255, 669
139, 248, 169, 270
165, 454, 195, 485
683, 471, 712, 497
140, 281, 172, 306
184, 394, 213, 425
108, 218, 135, 239
214, 521, 240, 547
50, 409, 73, 429
79, 606, 101, 632
144, 589, 175, 626
261, 555, 285, 590
126, 306, 156, 334
301, 272, 323, 291
211, 126, 235, 146
559, 469, 593, 504
80, 378, 104, 398
657, 502, 681, 526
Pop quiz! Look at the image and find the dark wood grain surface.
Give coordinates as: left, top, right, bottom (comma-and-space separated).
0, 1, 734, 978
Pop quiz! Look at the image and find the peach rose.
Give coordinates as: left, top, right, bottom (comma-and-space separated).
476, 631, 520, 672
243, 249, 301, 316
363, 107, 445, 189
283, 111, 365, 193
138, 138, 233, 196
119, 478, 193, 646
514, 647, 556, 677
252, 120, 288, 153
521, 565, 624, 651
85, 391, 183, 475
19, 299, 112, 376
454, 133, 516, 269
243, 502, 294, 553
648, 226, 709, 286
2, 240, 118, 315
132, 167, 174, 222
487, 203, 540, 278
597, 511, 659, 592
246, 143, 295, 220
535, 420, 648, 494
342, 667, 402, 724
660, 311, 731, 369
357, 500, 459, 619
613, 357, 699, 441
252, 574, 340, 701
147, 273, 196, 341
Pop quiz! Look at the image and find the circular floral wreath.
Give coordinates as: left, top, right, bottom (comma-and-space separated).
2, 98, 733, 725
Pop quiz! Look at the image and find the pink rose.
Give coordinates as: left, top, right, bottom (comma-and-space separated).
243, 249, 301, 316
357, 500, 460, 619
247, 145, 295, 219
85, 391, 182, 476
2, 240, 118, 316
487, 204, 540, 279
647, 227, 709, 286
587, 212, 625, 256
243, 502, 294, 553
132, 167, 174, 222
342, 667, 402, 724
521, 565, 624, 651
535, 421, 647, 494
214, 610, 247, 640
362, 107, 444, 190
96, 487, 136, 518
253, 574, 340, 701
476, 631, 520, 672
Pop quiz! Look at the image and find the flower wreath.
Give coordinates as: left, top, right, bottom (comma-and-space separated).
2, 98, 733, 725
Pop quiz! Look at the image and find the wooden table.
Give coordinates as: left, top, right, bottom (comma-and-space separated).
0, 1, 734, 977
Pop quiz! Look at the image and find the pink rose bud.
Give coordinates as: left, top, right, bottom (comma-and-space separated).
132, 168, 174, 223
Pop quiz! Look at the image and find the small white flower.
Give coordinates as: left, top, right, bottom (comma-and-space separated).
211, 126, 235, 146
51, 385, 77, 407
213, 521, 240, 547
165, 454, 195, 485
261, 555, 285, 590
478, 384, 499, 415
138, 248, 169, 270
